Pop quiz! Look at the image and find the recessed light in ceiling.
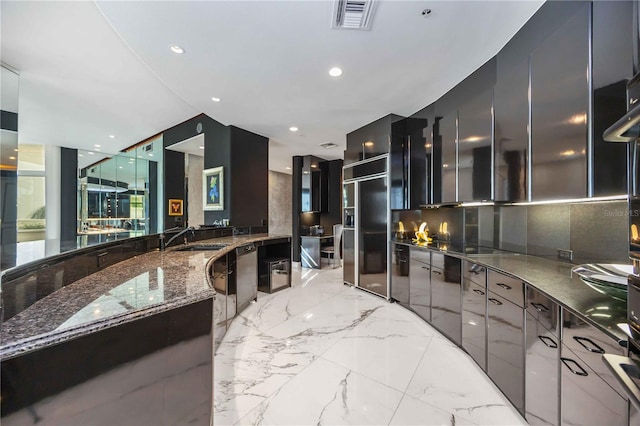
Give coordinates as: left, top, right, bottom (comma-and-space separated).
109, 135, 116, 139
199, 146, 205, 150
211, 97, 221, 102
119, 166, 123, 169
9, 156, 16, 160
88, 152, 95, 155
329, 67, 343, 77
311, 164, 317, 168
94, 144, 101, 148
320, 142, 338, 149
95, 148, 101, 152
148, 153, 154, 157
286, 166, 291, 170
363, 141, 374, 147
169, 44, 185, 54
13, 148, 18, 152
289, 126, 299, 132
79, 154, 84, 157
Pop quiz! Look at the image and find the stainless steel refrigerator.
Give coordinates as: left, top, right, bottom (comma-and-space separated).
342, 155, 390, 299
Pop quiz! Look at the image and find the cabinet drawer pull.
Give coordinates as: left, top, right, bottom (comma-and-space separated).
399, 259, 407, 263
561, 357, 588, 376
573, 336, 605, 354
432, 270, 442, 276
473, 289, 485, 296
488, 298, 503, 305
538, 335, 558, 348
422, 266, 430, 270
496, 283, 512, 290
531, 302, 549, 313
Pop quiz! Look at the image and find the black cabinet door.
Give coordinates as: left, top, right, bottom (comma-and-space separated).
409, 248, 431, 322
525, 313, 559, 426
391, 243, 410, 306
462, 279, 487, 370
531, 3, 589, 200
495, 58, 529, 202
487, 293, 524, 415
436, 115, 457, 203
431, 255, 462, 345
458, 89, 493, 201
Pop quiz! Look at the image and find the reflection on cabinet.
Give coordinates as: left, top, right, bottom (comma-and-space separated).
494, 58, 529, 202
525, 287, 559, 426
487, 269, 525, 415
530, 3, 589, 200
457, 89, 493, 202
301, 156, 325, 213
345, 114, 404, 165
462, 261, 487, 370
211, 253, 235, 351
431, 254, 462, 345
391, 243, 410, 307
410, 248, 431, 322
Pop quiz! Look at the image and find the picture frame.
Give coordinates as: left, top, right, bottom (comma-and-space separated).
203, 166, 224, 211
168, 199, 183, 216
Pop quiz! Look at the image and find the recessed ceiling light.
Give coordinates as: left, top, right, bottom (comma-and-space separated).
9, 156, 16, 160
109, 135, 116, 139
289, 127, 298, 132
13, 148, 18, 152
285, 166, 291, 170
88, 152, 95, 155
211, 97, 221, 102
148, 153, 154, 157
329, 67, 343, 77
363, 141, 374, 147
78, 154, 84, 157
320, 142, 338, 149
169, 44, 185, 54
94, 144, 101, 148
95, 148, 101, 152
119, 166, 123, 169
199, 146, 205, 150
311, 164, 317, 168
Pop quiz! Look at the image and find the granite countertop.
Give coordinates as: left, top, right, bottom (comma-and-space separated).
0, 234, 290, 360
394, 240, 629, 343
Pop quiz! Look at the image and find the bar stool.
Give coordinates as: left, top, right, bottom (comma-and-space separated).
321, 224, 343, 268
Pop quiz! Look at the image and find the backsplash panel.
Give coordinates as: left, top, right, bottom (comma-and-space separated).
527, 204, 571, 258
569, 201, 628, 264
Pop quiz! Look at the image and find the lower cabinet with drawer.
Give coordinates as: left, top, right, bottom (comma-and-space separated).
462, 260, 487, 370
525, 286, 560, 426
487, 269, 525, 416
409, 247, 431, 322
560, 311, 628, 426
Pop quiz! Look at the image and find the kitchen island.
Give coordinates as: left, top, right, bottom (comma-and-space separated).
0, 233, 290, 426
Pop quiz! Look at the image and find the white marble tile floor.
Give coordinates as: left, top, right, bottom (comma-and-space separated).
214, 265, 527, 426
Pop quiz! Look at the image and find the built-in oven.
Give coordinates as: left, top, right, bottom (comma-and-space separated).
603, 71, 640, 417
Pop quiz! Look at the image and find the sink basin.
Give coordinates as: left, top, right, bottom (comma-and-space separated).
572, 263, 633, 301
175, 243, 228, 251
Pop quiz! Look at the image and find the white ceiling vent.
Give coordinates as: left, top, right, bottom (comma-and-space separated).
332, 0, 377, 30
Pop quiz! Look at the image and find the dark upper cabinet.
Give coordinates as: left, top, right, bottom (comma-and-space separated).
438, 114, 457, 203
494, 58, 529, 202
592, 1, 632, 196
301, 156, 324, 212
530, 3, 589, 200
345, 114, 405, 165
390, 117, 430, 209
457, 89, 493, 202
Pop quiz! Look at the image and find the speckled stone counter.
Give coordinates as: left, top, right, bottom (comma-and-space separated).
0, 234, 289, 360
396, 241, 629, 343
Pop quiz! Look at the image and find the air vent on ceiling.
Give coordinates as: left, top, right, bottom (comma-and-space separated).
332, 0, 376, 30
144, 144, 153, 152
320, 142, 338, 149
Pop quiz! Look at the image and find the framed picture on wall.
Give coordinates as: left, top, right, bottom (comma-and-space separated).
203, 166, 224, 211
168, 199, 183, 216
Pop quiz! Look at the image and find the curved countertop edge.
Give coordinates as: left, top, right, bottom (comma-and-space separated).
394, 240, 630, 344
0, 234, 291, 361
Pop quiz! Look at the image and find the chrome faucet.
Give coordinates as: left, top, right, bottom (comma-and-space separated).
160, 226, 195, 251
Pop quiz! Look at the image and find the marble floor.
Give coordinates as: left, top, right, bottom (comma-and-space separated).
214, 265, 527, 426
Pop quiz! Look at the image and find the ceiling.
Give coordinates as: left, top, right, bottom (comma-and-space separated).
1, 0, 544, 175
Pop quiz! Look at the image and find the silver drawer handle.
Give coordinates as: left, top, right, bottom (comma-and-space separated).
573, 336, 605, 354
473, 289, 485, 296
488, 298, 503, 305
538, 335, 558, 349
561, 357, 588, 376
531, 302, 549, 313
496, 283, 512, 290
432, 270, 442, 276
